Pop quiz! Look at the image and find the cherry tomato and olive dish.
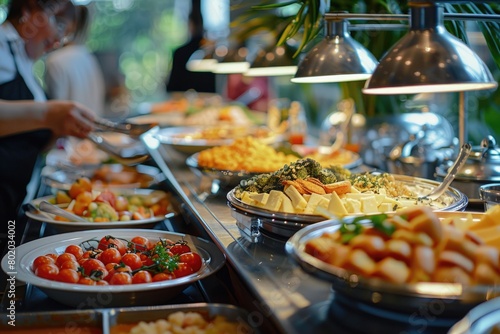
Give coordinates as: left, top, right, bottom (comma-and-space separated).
31, 234, 203, 285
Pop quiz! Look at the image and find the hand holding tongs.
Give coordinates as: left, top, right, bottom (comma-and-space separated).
93, 116, 158, 138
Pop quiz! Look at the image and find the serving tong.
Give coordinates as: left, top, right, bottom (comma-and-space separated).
38, 200, 88, 222
417, 142, 472, 201
93, 117, 158, 138
88, 117, 158, 165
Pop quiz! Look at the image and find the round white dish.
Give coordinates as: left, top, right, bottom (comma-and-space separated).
1, 229, 226, 307
26, 189, 172, 232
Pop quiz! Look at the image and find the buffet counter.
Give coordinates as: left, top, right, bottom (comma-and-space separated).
142, 133, 339, 334
2, 128, 484, 333
141, 131, 471, 334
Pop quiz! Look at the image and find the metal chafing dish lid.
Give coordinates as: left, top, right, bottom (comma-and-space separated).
437, 135, 500, 181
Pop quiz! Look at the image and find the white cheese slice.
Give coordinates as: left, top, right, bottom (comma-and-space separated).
264, 190, 284, 211
304, 193, 326, 214
350, 186, 360, 193
285, 185, 308, 211
279, 193, 295, 213
346, 193, 388, 206
249, 192, 270, 205
345, 198, 362, 213
378, 202, 395, 212
328, 191, 348, 216
360, 195, 378, 214
241, 192, 259, 206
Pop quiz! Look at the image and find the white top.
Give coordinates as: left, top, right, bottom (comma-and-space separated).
44, 44, 106, 115
0, 22, 47, 101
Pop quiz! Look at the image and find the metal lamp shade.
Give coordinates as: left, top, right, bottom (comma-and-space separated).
291, 19, 378, 83
245, 44, 298, 77
363, 4, 498, 95
212, 45, 250, 74
186, 47, 219, 72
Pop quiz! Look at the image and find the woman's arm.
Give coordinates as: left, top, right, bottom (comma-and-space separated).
0, 99, 95, 138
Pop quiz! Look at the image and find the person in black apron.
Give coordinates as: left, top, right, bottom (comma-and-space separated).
0, 0, 95, 239
0, 41, 53, 226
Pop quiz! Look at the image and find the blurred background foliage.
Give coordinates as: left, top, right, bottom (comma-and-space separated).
0, 0, 188, 108
232, 0, 500, 143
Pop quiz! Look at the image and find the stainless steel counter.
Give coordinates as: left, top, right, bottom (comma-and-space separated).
142, 131, 338, 334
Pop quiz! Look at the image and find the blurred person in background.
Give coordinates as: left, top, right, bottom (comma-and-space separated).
0, 0, 94, 244
45, 4, 106, 115
165, 0, 216, 94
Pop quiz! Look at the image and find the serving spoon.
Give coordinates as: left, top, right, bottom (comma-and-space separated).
417, 142, 472, 201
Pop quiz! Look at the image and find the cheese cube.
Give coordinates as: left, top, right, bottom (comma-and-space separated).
350, 186, 360, 193
264, 190, 284, 211
360, 195, 378, 214
345, 198, 362, 213
249, 193, 269, 206
328, 191, 348, 216
304, 193, 327, 214
378, 202, 395, 213
241, 192, 259, 206
280, 193, 295, 213
346, 193, 387, 205
285, 185, 308, 211
316, 196, 329, 210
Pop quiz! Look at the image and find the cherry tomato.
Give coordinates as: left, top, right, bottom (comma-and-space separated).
99, 248, 122, 265
32, 255, 55, 271
121, 253, 143, 271
81, 258, 106, 276
55, 253, 77, 267
179, 252, 202, 272
88, 267, 108, 281
35, 263, 59, 280
64, 245, 84, 260
96, 280, 109, 286
56, 268, 80, 283
132, 270, 153, 284
78, 277, 96, 285
169, 243, 191, 255
59, 260, 80, 271
79, 249, 101, 264
129, 236, 150, 252
152, 272, 175, 282
173, 262, 193, 278
140, 253, 154, 266
98, 236, 126, 255
109, 272, 132, 285
105, 263, 131, 281
45, 253, 58, 262
95, 190, 116, 208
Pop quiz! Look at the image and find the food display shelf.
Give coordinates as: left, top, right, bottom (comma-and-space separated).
0, 130, 488, 334
143, 142, 336, 334
141, 132, 485, 334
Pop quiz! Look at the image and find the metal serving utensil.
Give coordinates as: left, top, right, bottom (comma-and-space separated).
38, 200, 88, 222
87, 132, 150, 165
317, 98, 355, 156
93, 116, 158, 138
418, 142, 472, 201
